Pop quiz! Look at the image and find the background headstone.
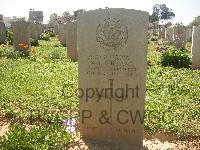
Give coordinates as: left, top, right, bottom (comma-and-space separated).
173, 27, 187, 49
0, 14, 4, 23
191, 26, 200, 69
67, 21, 78, 61
165, 27, 173, 45
158, 26, 165, 39
0, 22, 6, 44
186, 28, 192, 42
30, 23, 44, 40
78, 8, 148, 149
12, 21, 31, 55
58, 24, 67, 46
53, 23, 59, 35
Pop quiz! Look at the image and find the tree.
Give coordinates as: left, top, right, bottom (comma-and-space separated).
150, 4, 160, 23
190, 16, 200, 26
61, 11, 73, 23
174, 22, 185, 27
73, 9, 85, 21
150, 4, 175, 23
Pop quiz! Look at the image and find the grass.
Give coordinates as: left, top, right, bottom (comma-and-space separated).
0, 37, 199, 148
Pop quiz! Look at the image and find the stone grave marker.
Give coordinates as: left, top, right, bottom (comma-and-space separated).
0, 14, 3, 23
173, 27, 187, 49
30, 23, 44, 40
165, 27, 173, 45
58, 24, 67, 46
12, 21, 31, 55
186, 28, 192, 42
191, 26, 200, 69
0, 22, 6, 44
77, 8, 148, 149
66, 21, 78, 61
158, 26, 165, 39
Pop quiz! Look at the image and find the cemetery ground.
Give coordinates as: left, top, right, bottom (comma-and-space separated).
0, 37, 199, 149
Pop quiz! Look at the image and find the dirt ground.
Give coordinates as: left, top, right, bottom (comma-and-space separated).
1, 124, 199, 150
68, 138, 200, 150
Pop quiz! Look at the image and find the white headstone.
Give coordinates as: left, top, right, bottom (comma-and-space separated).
12, 21, 31, 55
191, 26, 200, 69
165, 27, 173, 44
66, 21, 78, 61
0, 22, 6, 44
58, 24, 67, 46
78, 8, 148, 149
173, 27, 187, 49
30, 23, 44, 40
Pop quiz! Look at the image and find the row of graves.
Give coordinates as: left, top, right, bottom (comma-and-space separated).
57, 22, 77, 61
157, 26, 200, 69
0, 14, 6, 45
158, 26, 192, 48
0, 12, 77, 61
0, 8, 199, 149
12, 21, 43, 55
56, 8, 199, 149
1, 12, 199, 69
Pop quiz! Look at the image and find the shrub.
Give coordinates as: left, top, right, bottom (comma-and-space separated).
48, 31, 56, 37
161, 47, 191, 68
40, 33, 50, 41
30, 38, 39, 46
6, 30, 13, 45
0, 124, 71, 149
0, 46, 25, 59
48, 50, 62, 59
150, 36, 158, 41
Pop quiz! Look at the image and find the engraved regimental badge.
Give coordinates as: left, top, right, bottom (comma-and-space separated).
96, 18, 128, 51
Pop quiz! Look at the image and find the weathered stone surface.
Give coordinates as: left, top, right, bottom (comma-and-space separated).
78, 8, 149, 149
66, 21, 78, 61
158, 27, 165, 39
173, 27, 187, 49
58, 24, 67, 46
191, 26, 200, 69
0, 22, 6, 44
0, 14, 3, 23
186, 28, 192, 42
53, 24, 59, 35
165, 27, 173, 44
12, 21, 30, 55
30, 23, 44, 39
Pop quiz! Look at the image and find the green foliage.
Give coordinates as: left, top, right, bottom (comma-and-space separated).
30, 39, 39, 47
146, 66, 200, 136
190, 16, 200, 27
34, 38, 66, 59
6, 30, 13, 45
174, 22, 185, 28
0, 38, 77, 123
0, 46, 25, 59
161, 47, 191, 68
40, 33, 50, 41
48, 31, 56, 37
48, 50, 63, 59
150, 36, 158, 42
0, 37, 199, 147
0, 124, 71, 150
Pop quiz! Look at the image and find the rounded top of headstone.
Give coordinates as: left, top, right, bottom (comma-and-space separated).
77, 8, 149, 18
